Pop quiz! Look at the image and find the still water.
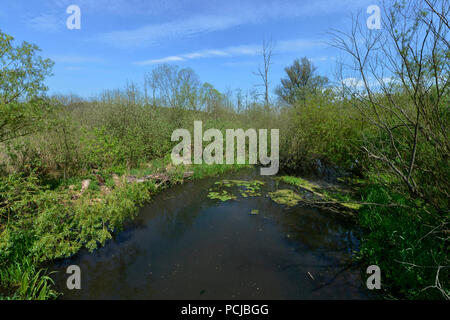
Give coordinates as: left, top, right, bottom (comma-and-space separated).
51, 169, 370, 299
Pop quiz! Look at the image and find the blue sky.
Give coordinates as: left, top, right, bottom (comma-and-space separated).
0, 0, 378, 98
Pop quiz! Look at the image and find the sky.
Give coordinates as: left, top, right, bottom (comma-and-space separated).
0, 0, 379, 98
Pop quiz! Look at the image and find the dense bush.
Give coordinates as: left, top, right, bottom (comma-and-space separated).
279, 91, 365, 175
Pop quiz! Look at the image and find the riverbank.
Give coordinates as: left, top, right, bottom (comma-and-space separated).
266, 173, 448, 299
48, 167, 368, 300
279, 174, 448, 299
0, 159, 249, 299
1, 162, 447, 300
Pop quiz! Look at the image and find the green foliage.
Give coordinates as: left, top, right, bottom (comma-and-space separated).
0, 30, 53, 104
80, 127, 126, 170
279, 91, 364, 174
358, 184, 449, 299
275, 57, 329, 105
0, 30, 54, 143
0, 171, 155, 297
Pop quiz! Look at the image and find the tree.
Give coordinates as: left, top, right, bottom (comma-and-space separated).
254, 39, 275, 111
275, 57, 329, 105
177, 67, 200, 110
331, 0, 449, 212
145, 64, 200, 109
200, 82, 223, 116
0, 30, 54, 143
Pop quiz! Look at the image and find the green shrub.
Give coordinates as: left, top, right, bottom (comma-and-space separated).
358, 184, 449, 299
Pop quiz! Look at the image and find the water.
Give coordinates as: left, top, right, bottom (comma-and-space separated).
50, 169, 370, 299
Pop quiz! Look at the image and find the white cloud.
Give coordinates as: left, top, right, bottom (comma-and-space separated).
144, 56, 186, 64
342, 76, 398, 89
93, 0, 370, 48
342, 77, 366, 88
95, 14, 245, 48
309, 56, 329, 62
47, 0, 174, 15
135, 39, 322, 65
28, 14, 63, 32
136, 45, 257, 65
23, 0, 373, 37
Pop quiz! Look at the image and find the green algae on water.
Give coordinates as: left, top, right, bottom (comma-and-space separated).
268, 189, 303, 207
209, 179, 265, 200
207, 190, 236, 201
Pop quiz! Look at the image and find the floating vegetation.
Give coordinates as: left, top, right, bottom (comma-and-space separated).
215, 180, 264, 188
268, 189, 303, 207
278, 175, 361, 214
209, 179, 265, 200
278, 176, 319, 194
207, 176, 361, 214
250, 209, 259, 215
207, 190, 236, 201
240, 186, 261, 197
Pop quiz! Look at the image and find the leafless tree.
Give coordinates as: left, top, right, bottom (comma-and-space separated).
255, 39, 275, 111
330, 0, 449, 211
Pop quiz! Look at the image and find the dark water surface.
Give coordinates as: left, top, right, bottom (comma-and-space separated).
51, 169, 370, 299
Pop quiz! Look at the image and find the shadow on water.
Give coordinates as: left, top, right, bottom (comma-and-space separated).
50, 168, 371, 299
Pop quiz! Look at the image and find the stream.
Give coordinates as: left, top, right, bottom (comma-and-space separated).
50, 168, 370, 299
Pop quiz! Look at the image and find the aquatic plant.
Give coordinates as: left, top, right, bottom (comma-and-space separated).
207, 190, 236, 202
268, 189, 303, 207
211, 179, 264, 199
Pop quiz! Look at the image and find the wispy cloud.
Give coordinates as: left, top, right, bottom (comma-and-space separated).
145, 56, 185, 64
342, 76, 396, 88
135, 39, 322, 65
24, 0, 173, 33
93, 0, 369, 48
47, 0, 175, 15
28, 13, 63, 32
95, 14, 246, 48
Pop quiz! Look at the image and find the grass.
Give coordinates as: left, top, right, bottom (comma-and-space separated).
0, 232, 58, 300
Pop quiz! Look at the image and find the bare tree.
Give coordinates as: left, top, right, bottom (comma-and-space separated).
255, 39, 275, 111
330, 0, 449, 211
